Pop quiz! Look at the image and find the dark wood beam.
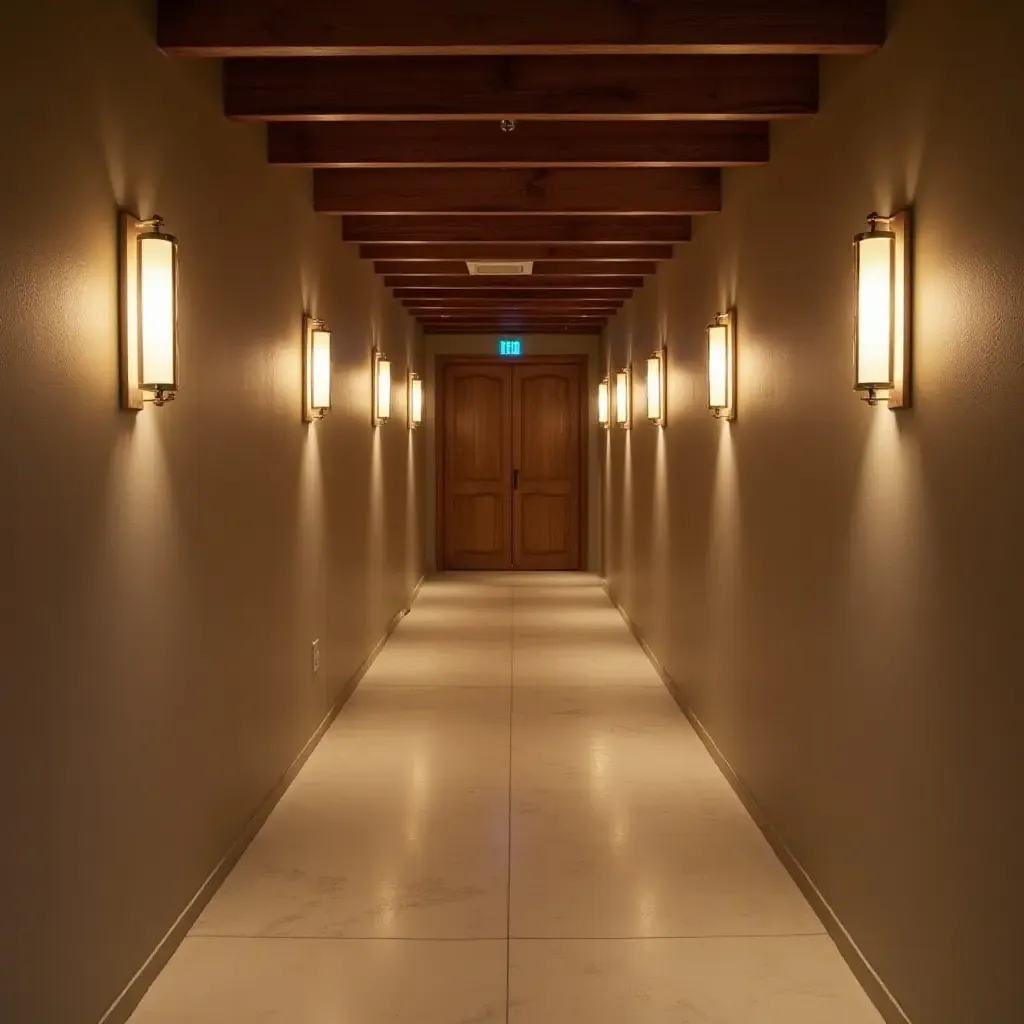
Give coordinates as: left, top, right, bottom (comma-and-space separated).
404, 299, 624, 309
343, 216, 691, 244
227, 56, 817, 121
385, 274, 644, 289
377, 260, 656, 276
316, 169, 720, 214
160, 1, 886, 57
419, 320, 608, 328
269, 121, 770, 168
361, 243, 674, 260
395, 287, 633, 300
424, 327, 602, 335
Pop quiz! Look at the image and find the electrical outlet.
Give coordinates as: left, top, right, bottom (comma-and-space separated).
311, 639, 321, 675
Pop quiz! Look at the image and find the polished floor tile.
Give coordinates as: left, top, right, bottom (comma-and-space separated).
509, 937, 883, 1023
129, 573, 881, 1023
130, 937, 507, 1023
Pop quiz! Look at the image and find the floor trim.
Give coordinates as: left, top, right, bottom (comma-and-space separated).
601, 580, 913, 1024
99, 577, 425, 1024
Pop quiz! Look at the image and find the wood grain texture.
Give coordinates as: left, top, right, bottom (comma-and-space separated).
377, 260, 656, 276
343, 216, 692, 243
268, 120, 770, 167
316, 168, 720, 214
160, 0, 886, 56
394, 287, 634, 300
426, 326, 601, 334
513, 363, 583, 570
360, 243, 675, 260
441, 363, 513, 570
384, 274, 644, 289
230, 56, 817, 120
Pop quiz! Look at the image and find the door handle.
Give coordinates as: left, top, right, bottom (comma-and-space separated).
512, 469, 520, 490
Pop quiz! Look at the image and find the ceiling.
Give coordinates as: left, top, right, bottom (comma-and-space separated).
158, 1, 886, 336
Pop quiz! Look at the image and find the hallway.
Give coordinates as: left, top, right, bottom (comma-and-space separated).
129, 574, 881, 1023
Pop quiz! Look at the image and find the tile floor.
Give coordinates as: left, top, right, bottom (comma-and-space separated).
129, 573, 883, 1023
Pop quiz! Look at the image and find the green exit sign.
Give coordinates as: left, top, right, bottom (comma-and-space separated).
498, 338, 523, 357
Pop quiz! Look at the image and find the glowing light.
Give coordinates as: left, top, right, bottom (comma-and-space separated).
615, 367, 631, 428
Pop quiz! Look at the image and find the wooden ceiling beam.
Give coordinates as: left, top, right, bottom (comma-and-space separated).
377, 260, 656, 276
316, 168, 719, 215
227, 55, 817, 121
424, 327, 602, 335
404, 300, 624, 309
360, 243, 675, 260
269, 121, 769, 168
384, 274, 644, 289
344, 216, 690, 243
395, 287, 633, 300
159, 1, 886, 57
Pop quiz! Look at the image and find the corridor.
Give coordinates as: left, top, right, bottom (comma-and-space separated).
129, 574, 881, 1023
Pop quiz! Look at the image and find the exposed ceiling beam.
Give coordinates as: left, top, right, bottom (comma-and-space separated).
395, 287, 633, 300
269, 121, 770, 168
384, 274, 644, 289
424, 327, 602, 335
316, 169, 719, 215
360, 243, 675, 260
227, 56, 817, 121
159, 1, 886, 57
404, 298, 624, 308
376, 260, 656, 276
343, 216, 691, 243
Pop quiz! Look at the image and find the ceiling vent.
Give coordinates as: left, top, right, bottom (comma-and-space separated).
466, 260, 535, 276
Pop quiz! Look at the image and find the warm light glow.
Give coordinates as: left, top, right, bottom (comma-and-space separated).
646, 350, 665, 425
707, 311, 735, 420
598, 378, 610, 427
305, 319, 332, 420
374, 350, 392, 425
121, 212, 179, 411
854, 215, 898, 405
408, 372, 423, 427
852, 210, 912, 409
615, 368, 631, 428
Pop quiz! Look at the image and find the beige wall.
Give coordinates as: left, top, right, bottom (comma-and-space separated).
0, 2, 424, 1022
423, 333, 602, 572
602, 2, 1024, 1022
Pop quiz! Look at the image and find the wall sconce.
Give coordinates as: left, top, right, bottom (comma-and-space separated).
615, 367, 631, 428
854, 210, 911, 408
707, 310, 736, 420
119, 211, 179, 410
373, 349, 392, 425
303, 316, 332, 422
647, 348, 666, 426
408, 372, 423, 428
598, 377, 610, 428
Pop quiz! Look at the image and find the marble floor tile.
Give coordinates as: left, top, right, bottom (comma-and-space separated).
127, 572, 881, 1023
509, 937, 884, 1023
130, 937, 507, 1023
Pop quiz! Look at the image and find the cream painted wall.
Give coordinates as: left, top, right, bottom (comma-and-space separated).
602, 2, 1024, 1022
0, 2, 424, 1021
423, 333, 602, 572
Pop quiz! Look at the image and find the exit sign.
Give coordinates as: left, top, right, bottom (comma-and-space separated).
498, 338, 523, 357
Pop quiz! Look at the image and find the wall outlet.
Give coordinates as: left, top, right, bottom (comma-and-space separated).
311, 639, 320, 675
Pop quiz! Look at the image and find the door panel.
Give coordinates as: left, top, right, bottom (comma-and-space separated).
513, 364, 582, 571
443, 364, 513, 569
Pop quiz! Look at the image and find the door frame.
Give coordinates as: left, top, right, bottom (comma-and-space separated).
435, 354, 590, 572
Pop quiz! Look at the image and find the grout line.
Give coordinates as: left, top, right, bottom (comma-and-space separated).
505, 583, 515, 1024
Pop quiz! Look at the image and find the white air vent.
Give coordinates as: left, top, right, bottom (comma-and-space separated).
466, 260, 535, 276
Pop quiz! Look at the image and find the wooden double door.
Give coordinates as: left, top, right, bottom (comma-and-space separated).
440, 358, 585, 571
